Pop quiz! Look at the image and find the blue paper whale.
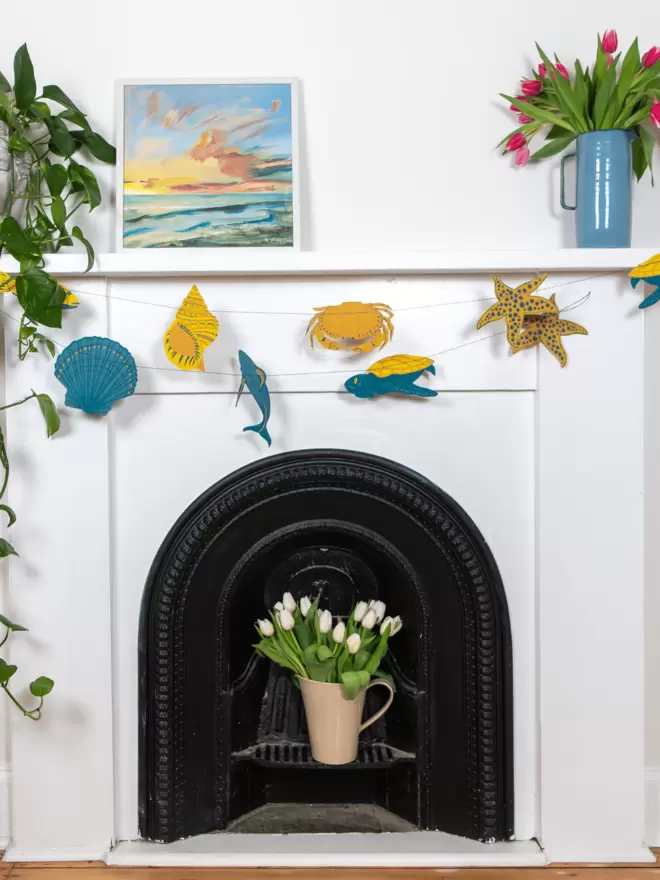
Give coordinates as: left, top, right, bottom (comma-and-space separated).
236, 350, 272, 446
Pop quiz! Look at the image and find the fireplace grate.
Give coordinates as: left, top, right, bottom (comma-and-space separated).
233, 739, 415, 769
231, 667, 415, 770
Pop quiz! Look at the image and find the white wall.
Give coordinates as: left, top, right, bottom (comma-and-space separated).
0, 0, 659, 848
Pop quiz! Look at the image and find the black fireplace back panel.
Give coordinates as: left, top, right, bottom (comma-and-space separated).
139, 450, 513, 842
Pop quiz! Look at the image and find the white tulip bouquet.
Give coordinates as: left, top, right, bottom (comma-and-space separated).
254, 593, 402, 700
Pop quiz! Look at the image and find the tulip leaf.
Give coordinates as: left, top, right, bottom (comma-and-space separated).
531, 133, 577, 160
341, 670, 370, 701
616, 38, 641, 109
622, 102, 653, 129
535, 43, 587, 132
594, 60, 619, 128
353, 649, 370, 672
294, 622, 313, 650
636, 124, 655, 184
316, 644, 333, 662
501, 95, 576, 132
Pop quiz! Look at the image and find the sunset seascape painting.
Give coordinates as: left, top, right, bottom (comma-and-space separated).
119, 80, 297, 248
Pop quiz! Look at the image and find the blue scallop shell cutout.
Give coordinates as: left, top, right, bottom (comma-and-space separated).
55, 336, 138, 416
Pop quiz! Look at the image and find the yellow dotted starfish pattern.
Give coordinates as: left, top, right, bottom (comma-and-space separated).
477, 274, 556, 346
509, 294, 588, 367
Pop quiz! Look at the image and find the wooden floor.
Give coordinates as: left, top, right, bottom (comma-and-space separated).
0, 851, 659, 880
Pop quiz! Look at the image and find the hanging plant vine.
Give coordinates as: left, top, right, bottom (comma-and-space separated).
0, 44, 115, 718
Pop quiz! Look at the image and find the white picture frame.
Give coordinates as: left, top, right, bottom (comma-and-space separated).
115, 78, 300, 252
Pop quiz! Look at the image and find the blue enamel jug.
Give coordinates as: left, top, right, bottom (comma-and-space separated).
560, 130, 634, 248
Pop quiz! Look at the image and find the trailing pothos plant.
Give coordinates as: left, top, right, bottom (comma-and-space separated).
0, 44, 115, 718
0, 43, 115, 355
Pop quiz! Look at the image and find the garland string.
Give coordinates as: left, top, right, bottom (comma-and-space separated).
0, 291, 592, 380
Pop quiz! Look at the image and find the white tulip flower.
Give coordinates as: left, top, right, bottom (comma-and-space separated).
353, 601, 368, 623
274, 601, 284, 612
381, 615, 402, 636
372, 600, 386, 623
332, 621, 346, 644
347, 633, 361, 654
361, 609, 377, 630
282, 592, 296, 612
278, 608, 295, 631
258, 618, 274, 637
319, 609, 333, 634
300, 596, 312, 617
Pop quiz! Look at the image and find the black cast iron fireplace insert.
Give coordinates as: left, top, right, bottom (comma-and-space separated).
139, 449, 513, 842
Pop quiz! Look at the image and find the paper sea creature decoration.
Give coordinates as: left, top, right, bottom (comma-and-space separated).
629, 254, 660, 309
477, 274, 556, 345
0, 273, 16, 294
236, 350, 272, 446
59, 285, 79, 310
164, 284, 219, 371
55, 336, 138, 416
0, 274, 78, 310
345, 354, 438, 399
509, 294, 588, 367
306, 302, 395, 352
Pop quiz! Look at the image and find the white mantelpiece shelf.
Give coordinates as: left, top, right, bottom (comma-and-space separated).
0, 248, 653, 278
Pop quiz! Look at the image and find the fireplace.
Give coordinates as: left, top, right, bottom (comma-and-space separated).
139, 448, 513, 843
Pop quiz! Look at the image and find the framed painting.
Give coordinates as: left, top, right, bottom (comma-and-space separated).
115, 78, 299, 250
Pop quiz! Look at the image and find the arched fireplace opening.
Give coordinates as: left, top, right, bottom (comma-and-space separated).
139, 450, 513, 842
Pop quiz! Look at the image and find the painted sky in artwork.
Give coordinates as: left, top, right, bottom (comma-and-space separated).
124, 83, 293, 196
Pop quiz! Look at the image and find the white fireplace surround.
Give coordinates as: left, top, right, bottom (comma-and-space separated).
0, 250, 652, 866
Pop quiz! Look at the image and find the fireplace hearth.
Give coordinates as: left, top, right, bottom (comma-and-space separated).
139, 449, 513, 843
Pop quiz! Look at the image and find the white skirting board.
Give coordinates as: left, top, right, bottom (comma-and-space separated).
107, 833, 547, 868
0, 766, 10, 851
646, 767, 660, 846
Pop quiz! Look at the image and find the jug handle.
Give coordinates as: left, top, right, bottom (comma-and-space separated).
560, 152, 577, 210
359, 679, 394, 732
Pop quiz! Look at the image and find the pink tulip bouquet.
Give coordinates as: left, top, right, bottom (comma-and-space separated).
501, 30, 660, 178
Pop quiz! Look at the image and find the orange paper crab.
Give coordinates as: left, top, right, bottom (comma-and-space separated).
306, 301, 395, 353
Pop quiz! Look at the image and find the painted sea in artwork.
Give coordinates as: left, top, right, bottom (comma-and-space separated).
123, 82, 294, 248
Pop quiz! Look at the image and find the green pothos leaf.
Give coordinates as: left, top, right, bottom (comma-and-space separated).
0, 505, 16, 527
0, 659, 17, 684
29, 676, 54, 697
0, 614, 27, 632
0, 538, 18, 558
34, 393, 60, 438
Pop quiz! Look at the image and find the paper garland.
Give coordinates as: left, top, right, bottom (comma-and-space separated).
236, 350, 272, 446
55, 336, 137, 416
164, 284, 219, 371
345, 355, 437, 399
509, 294, 588, 367
307, 301, 395, 352
476, 274, 552, 345
630, 254, 660, 309
477, 275, 587, 367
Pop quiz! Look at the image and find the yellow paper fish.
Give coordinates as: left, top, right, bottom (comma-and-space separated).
164, 285, 219, 371
59, 285, 79, 310
0, 273, 16, 294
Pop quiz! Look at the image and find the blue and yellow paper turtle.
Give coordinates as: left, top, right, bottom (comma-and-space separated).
630, 254, 660, 309
345, 354, 438, 399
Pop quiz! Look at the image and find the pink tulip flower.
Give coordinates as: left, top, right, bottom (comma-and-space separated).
538, 63, 547, 78
556, 62, 570, 79
521, 79, 543, 96
510, 95, 529, 111
606, 53, 616, 68
642, 47, 660, 68
515, 146, 531, 167
602, 30, 618, 54
650, 99, 660, 130
518, 113, 534, 124
506, 133, 527, 152
539, 61, 569, 80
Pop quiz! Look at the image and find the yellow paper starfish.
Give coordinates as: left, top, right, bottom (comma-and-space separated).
509, 294, 588, 367
477, 274, 556, 346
